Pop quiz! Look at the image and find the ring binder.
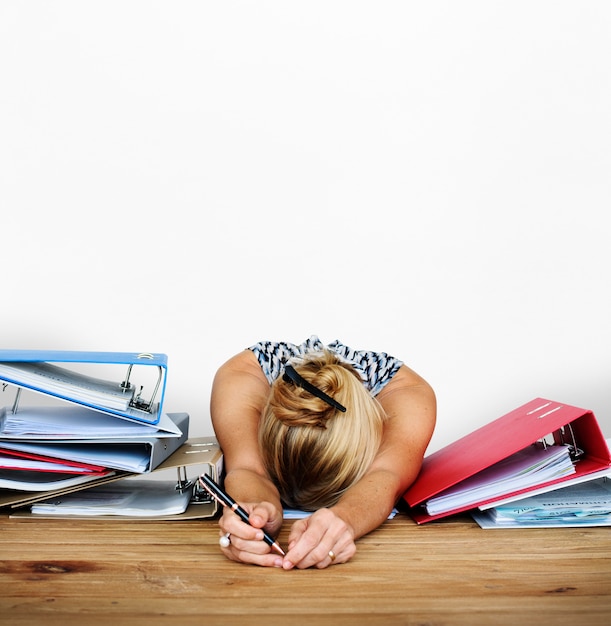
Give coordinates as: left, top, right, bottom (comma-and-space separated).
403, 397, 611, 524
5, 437, 224, 520
0, 350, 169, 426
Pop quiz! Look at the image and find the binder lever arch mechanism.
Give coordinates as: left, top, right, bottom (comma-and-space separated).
0, 350, 169, 426
537, 422, 584, 462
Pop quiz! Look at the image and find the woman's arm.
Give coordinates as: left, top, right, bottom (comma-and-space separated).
283, 364, 436, 569
210, 350, 285, 566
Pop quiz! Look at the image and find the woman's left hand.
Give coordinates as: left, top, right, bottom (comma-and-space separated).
282, 508, 356, 569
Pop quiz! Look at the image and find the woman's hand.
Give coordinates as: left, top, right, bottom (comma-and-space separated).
282, 508, 356, 570
217, 501, 285, 568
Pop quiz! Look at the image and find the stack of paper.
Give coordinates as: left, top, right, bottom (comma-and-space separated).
424, 444, 576, 516
30, 480, 192, 517
0, 409, 188, 491
472, 476, 611, 528
0, 361, 135, 411
0, 405, 169, 439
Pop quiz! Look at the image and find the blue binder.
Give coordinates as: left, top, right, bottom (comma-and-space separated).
0, 350, 168, 426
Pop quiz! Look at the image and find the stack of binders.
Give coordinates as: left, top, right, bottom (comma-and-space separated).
0, 350, 223, 520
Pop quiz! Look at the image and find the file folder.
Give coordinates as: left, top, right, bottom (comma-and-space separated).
402, 398, 611, 524
7, 437, 224, 521
0, 446, 109, 474
0, 412, 189, 476
0, 405, 183, 439
0, 350, 168, 426
0, 412, 189, 509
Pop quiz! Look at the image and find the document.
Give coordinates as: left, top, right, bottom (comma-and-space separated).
283, 508, 398, 520
0, 468, 115, 491
0, 406, 182, 439
472, 477, 611, 528
424, 444, 575, 516
0, 440, 152, 473
0, 361, 134, 411
0, 447, 108, 474
29, 479, 191, 517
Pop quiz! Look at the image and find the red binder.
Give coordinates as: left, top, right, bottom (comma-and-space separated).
403, 398, 611, 524
0, 446, 109, 474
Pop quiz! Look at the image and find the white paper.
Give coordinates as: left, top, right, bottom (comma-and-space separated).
0, 469, 115, 491
0, 361, 134, 411
0, 440, 151, 472
487, 477, 611, 520
30, 479, 191, 516
0, 454, 101, 473
425, 445, 576, 515
0, 406, 181, 439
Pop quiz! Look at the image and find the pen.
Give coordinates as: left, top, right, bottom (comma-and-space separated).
198, 473, 286, 556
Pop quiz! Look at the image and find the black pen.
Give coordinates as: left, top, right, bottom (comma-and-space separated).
198, 473, 285, 556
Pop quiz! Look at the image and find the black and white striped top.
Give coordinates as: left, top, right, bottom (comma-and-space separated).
247, 335, 403, 396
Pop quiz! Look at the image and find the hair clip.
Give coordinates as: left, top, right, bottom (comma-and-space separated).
283, 364, 347, 413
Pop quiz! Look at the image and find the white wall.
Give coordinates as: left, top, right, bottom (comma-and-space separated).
1, 1, 610, 453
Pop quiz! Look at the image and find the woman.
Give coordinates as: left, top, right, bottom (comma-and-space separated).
210, 336, 436, 570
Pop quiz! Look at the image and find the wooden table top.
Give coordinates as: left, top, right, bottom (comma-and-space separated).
1, 511, 610, 625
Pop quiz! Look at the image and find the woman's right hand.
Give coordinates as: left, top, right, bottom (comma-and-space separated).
217, 500, 285, 568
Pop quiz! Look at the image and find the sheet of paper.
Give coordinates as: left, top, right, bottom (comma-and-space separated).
0, 468, 115, 491
425, 444, 576, 515
0, 440, 151, 472
488, 477, 611, 520
0, 450, 106, 473
30, 479, 191, 516
0, 406, 181, 439
0, 361, 135, 410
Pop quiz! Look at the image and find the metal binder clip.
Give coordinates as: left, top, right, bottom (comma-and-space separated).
120, 362, 163, 414
537, 424, 584, 462
175, 466, 192, 492
174, 467, 213, 504
558, 423, 584, 461
8, 387, 22, 414
190, 474, 214, 504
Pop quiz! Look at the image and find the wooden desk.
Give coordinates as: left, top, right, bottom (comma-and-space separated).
1, 512, 610, 625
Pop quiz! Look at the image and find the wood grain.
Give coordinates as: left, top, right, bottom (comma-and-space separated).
1, 512, 610, 625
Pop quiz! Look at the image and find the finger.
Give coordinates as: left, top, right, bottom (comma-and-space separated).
220, 538, 284, 568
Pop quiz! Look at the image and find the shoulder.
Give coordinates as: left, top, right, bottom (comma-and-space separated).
369, 365, 436, 488
214, 349, 267, 385
377, 364, 436, 417
376, 364, 436, 444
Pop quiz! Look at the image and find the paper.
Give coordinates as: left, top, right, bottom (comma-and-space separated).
0, 406, 182, 439
0, 361, 135, 411
425, 444, 576, 515
0, 447, 107, 473
472, 508, 611, 528
0, 468, 115, 491
283, 507, 398, 520
30, 479, 191, 517
0, 440, 152, 473
474, 478, 611, 527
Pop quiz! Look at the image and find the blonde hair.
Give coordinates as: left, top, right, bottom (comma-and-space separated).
258, 350, 387, 510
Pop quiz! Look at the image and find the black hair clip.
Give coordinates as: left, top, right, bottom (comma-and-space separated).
283, 364, 347, 413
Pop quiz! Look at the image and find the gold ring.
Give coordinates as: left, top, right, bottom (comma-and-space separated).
328, 550, 336, 562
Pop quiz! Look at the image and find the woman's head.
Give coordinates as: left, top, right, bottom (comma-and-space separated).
258, 350, 387, 510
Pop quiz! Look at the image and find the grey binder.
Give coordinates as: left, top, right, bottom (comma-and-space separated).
0, 413, 189, 510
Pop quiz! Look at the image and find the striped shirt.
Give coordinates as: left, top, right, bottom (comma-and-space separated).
247, 335, 403, 396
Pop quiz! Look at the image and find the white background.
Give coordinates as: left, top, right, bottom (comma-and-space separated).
1, 1, 609, 453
